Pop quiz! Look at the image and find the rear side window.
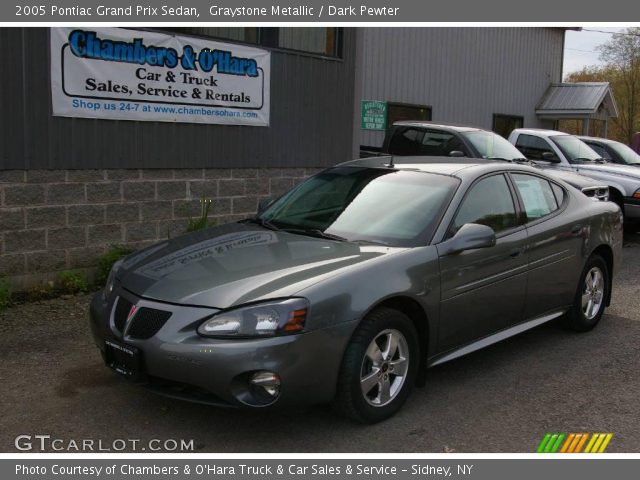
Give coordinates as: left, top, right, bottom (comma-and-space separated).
551, 183, 566, 205
515, 134, 555, 160
388, 128, 463, 156
512, 174, 559, 221
453, 174, 518, 234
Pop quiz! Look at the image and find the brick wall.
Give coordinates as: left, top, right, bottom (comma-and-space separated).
0, 167, 319, 287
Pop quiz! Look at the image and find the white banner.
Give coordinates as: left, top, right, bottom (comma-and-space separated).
50, 28, 270, 126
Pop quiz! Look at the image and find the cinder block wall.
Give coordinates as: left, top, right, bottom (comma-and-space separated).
0, 167, 318, 288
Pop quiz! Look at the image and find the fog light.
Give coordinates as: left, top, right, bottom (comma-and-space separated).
250, 371, 281, 398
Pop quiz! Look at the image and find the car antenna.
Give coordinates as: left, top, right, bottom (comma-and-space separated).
387, 156, 395, 168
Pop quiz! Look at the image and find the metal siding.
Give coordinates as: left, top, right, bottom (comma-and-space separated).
359, 27, 564, 148
1, 28, 356, 170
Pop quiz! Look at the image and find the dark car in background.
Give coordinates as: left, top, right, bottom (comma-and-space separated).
383, 121, 610, 202
90, 158, 622, 423
579, 136, 640, 167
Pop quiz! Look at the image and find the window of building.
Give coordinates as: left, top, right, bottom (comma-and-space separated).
493, 114, 524, 138
511, 174, 559, 221
387, 103, 432, 126
159, 27, 341, 58
514, 134, 555, 160
452, 174, 518, 235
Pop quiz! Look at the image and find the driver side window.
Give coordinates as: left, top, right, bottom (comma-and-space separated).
515, 134, 555, 160
586, 142, 612, 161
452, 174, 518, 235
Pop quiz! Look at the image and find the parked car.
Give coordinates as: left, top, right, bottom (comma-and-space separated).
508, 128, 640, 220
383, 122, 610, 202
90, 158, 622, 423
578, 136, 640, 167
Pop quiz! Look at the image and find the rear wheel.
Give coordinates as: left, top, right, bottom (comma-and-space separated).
334, 307, 419, 423
563, 255, 609, 332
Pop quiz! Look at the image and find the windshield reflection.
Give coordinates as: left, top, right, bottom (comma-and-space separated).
260, 167, 459, 247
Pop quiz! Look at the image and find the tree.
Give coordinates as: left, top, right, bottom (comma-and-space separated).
596, 28, 640, 143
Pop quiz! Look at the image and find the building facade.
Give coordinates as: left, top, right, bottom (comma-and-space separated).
0, 27, 566, 287
356, 28, 565, 151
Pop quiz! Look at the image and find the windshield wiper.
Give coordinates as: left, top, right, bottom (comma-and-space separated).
240, 217, 280, 231
351, 238, 390, 246
486, 156, 531, 164
280, 228, 347, 241
572, 157, 601, 164
485, 156, 512, 162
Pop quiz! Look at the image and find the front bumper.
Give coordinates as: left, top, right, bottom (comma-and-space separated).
89, 290, 356, 408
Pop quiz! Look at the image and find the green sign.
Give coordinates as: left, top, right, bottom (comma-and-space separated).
361, 100, 387, 130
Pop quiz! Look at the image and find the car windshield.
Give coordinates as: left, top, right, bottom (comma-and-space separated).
259, 167, 459, 247
550, 135, 602, 163
461, 131, 526, 161
608, 141, 640, 165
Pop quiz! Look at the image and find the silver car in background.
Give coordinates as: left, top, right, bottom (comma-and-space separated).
382, 121, 610, 202
579, 135, 640, 167
509, 128, 640, 220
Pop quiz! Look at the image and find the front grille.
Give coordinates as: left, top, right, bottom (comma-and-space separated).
127, 308, 172, 339
113, 297, 133, 332
582, 186, 609, 202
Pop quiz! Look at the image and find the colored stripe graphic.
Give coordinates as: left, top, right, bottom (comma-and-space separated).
574, 433, 589, 453
536, 434, 552, 453
537, 433, 613, 453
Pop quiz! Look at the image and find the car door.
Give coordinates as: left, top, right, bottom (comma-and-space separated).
514, 133, 574, 172
509, 173, 586, 319
436, 173, 528, 352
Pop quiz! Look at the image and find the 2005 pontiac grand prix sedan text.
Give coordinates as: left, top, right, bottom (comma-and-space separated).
90, 158, 622, 423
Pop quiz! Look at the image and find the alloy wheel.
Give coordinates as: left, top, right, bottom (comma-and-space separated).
360, 329, 410, 407
582, 266, 605, 320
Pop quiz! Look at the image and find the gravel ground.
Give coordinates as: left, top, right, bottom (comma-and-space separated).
1, 228, 639, 453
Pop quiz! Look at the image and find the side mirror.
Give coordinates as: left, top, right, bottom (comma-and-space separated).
257, 197, 275, 214
440, 223, 496, 255
541, 151, 561, 163
448, 150, 466, 157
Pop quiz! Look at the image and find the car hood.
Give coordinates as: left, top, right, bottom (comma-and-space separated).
536, 167, 605, 189
574, 162, 640, 180
117, 223, 394, 308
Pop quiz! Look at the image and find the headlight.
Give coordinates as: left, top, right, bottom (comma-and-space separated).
197, 298, 309, 338
103, 259, 123, 300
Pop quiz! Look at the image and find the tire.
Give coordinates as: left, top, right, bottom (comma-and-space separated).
562, 255, 609, 332
333, 307, 419, 423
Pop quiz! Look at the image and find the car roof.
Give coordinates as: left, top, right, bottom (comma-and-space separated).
512, 128, 570, 137
578, 135, 616, 144
338, 156, 545, 179
392, 121, 481, 133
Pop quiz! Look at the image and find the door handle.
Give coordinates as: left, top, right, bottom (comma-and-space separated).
509, 247, 525, 258
571, 224, 583, 235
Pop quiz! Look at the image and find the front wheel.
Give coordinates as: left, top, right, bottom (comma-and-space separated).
563, 255, 609, 332
333, 307, 419, 423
